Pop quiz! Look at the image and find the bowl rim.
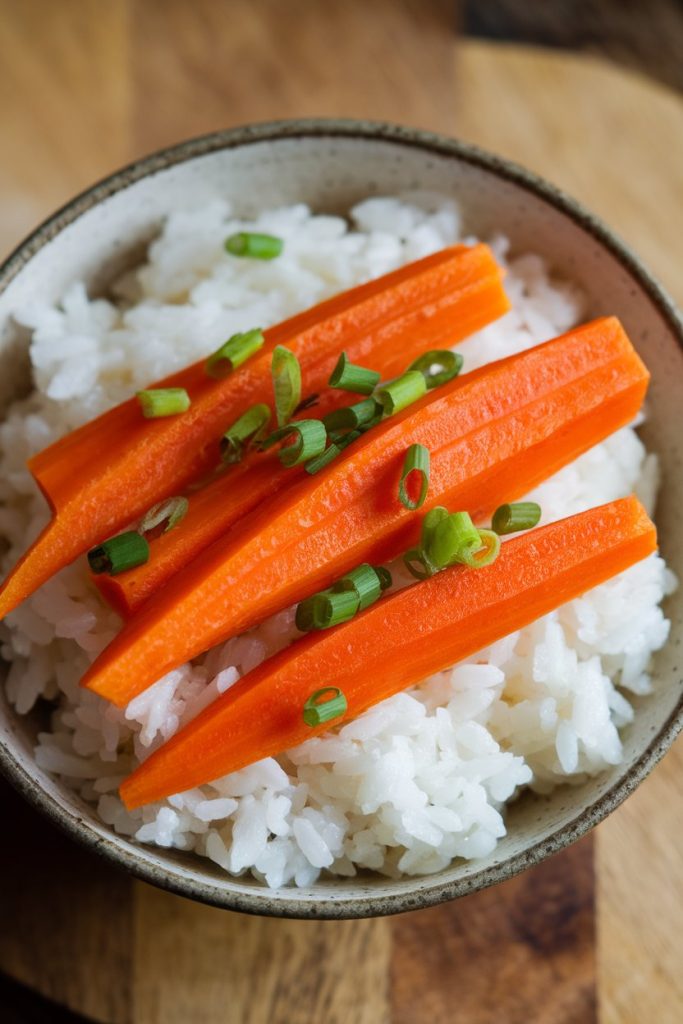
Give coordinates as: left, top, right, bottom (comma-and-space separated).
1, 117, 682, 919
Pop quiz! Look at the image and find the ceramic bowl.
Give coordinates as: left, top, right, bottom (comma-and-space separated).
1, 120, 682, 919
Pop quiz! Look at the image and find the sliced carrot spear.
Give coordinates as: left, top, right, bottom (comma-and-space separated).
0, 244, 508, 620
98, 455, 296, 617
120, 495, 656, 808
84, 316, 649, 707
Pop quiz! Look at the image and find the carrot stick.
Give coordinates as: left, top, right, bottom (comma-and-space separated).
97, 455, 296, 617
120, 495, 656, 808
0, 244, 508, 619
83, 317, 649, 707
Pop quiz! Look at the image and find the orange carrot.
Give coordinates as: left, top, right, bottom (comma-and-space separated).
0, 244, 508, 619
83, 317, 649, 708
95, 456, 297, 617
120, 495, 656, 808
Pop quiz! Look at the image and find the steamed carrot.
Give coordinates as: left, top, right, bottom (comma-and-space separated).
0, 244, 508, 620
83, 317, 649, 707
97, 455, 296, 617
120, 495, 656, 808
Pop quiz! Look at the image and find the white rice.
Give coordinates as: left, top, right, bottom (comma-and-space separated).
0, 196, 676, 889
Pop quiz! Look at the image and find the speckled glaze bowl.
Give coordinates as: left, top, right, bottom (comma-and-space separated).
1, 120, 682, 918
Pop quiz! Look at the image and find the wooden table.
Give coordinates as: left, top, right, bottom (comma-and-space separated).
1, 3, 682, 1021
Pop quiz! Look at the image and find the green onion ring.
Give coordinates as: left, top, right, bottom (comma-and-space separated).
398, 443, 430, 510
204, 329, 264, 379
492, 501, 542, 535
88, 531, 150, 576
302, 687, 348, 727
408, 350, 463, 390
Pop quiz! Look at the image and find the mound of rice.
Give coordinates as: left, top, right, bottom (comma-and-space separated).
0, 197, 676, 888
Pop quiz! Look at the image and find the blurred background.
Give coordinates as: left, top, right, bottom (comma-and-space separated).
1, 2, 682, 1022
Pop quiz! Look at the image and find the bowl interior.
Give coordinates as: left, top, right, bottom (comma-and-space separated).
1, 125, 682, 917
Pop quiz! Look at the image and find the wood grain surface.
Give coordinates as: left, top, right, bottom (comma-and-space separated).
0, 2, 681, 1021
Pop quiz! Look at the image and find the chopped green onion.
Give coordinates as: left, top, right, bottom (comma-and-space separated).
376, 370, 427, 417
304, 428, 362, 475
335, 563, 382, 611
492, 501, 542, 535
272, 345, 302, 427
458, 528, 501, 568
205, 329, 264, 379
304, 441, 343, 475
403, 547, 434, 580
375, 566, 393, 591
315, 588, 361, 628
296, 588, 360, 632
408, 350, 463, 390
278, 420, 327, 467
294, 594, 320, 632
398, 444, 430, 510
428, 511, 481, 569
137, 388, 190, 418
296, 564, 391, 632
328, 352, 381, 395
220, 403, 271, 463
88, 531, 149, 576
302, 687, 348, 727
403, 507, 448, 579
323, 398, 382, 433
419, 506, 449, 559
225, 232, 283, 260
139, 496, 189, 535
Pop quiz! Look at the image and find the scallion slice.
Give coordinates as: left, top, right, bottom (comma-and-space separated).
398, 443, 430, 510
278, 419, 327, 467
376, 370, 427, 417
139, 496, 189, 535
296, 589, 359, 631
315, 588, 361, 628
408, 350, 463, 390
205, 329, 264, 379
492, 501, 542, 535
304, 428, 362, 475
335, 563, 382, 611
328, 352, 381, 395
137, 388, 190, 418
459, 528, 501, 568
272, 345, 302, 427
304, 441, 343, 475
225, 232, 283, 260
375, 566, 393, 591
303, 687, 348, 727
294, 593, 321, 632
403, 547, 434, 580
220, 403, 271, 463
88, 531, 149, 576
403, 506, 448, 579
322, 398, 382, 433
419, 506, 449, 558
428, 511, 481, 569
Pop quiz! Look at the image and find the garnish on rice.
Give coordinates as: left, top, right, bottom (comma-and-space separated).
328, 352, 381, 395
303, 688, 348, 727
204, 329, 265, 379
119, 496, 656, 809
295, 563, 390, 632
224, 231, 284, 260
398, 443, 430, 510
88, 532, 150, 576
83, 318, 649, 705
136, 388, 190, 418
0, 245, 508, 620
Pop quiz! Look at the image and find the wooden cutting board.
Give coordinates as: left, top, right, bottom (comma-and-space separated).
1, 2, 682, 1021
